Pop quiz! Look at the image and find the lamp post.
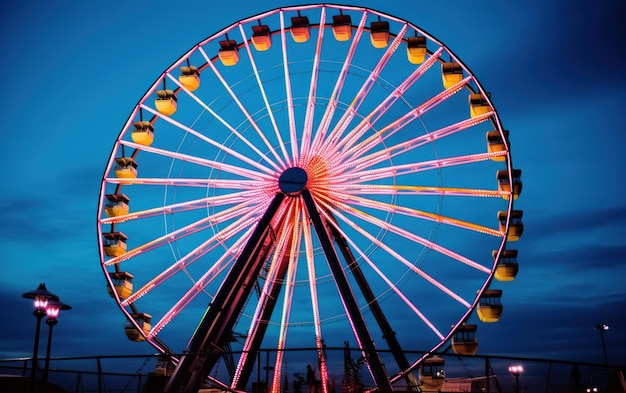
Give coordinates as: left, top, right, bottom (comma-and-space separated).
508, 365, 523, 393
22, 283, 59, 392
43, 298, 72, 384
594, 323, 609, 377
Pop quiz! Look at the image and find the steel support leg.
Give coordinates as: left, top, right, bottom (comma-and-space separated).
301, 189, 392, 391
164, 193, 285, 393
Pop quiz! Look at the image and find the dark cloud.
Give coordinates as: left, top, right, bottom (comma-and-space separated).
525, 203, 626, 236
0, 197, 92, 246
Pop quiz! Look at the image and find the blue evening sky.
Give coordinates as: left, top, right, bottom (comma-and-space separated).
1, 0, 625, 391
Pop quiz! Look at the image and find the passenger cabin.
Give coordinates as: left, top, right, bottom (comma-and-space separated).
131, 120, 154, 146
469, 93, 491, 118
498, 210, 524, 241
251, 24, 272, 51
114, 157, 138, 178
154, 354, 174, 376
441, 61, 463, 89
107, 271, 134, 299
407, 36, 427, 64
497, 169, 522, 200
493, 249, 519, 282
332, 14, 352, 41
178, 65, 200, 91
420, 356, 445, 392
155, 89, 177, 116
125, 312, 151, 342
104, 193, 130, 217
452, 324, 478, 356
103, 231, 128, 257
477, 289, 503, 323
218, 39, 239, 66
370, 21, 390, 48
486, 130, 509, 162
290, 16, 311, 43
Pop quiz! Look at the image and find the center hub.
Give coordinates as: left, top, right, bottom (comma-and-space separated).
278, 167, 308, 195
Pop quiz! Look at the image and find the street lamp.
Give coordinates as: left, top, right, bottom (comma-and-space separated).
594, 323, 609, 376
22, 283, 59, 392
43, 298, 72, 383
508, 365, 523, 393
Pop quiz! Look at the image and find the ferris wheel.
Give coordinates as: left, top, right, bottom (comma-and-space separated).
97, 4, 523, 392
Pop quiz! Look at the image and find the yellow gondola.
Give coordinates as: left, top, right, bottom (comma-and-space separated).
441, 61, 463, 89
498, 210, 524, 241
154, 354, 174, 376
486, 130, 509, 161
332, 14, 352, 41
497, 169, 522, 200
104, 193, 130, 217
493, 250, 519, 281
469, 93, 491, 118
477, 289, 503, 323
114, 157, 138, 178
154, 89, 177, 116
291, 15, 310, 43
178, 65, 200, 91
420, 356, 445, 392
107, 271, 134, 299
125, 313, 151, 342
370, 21, 389, 48
103, 231, 128, 257
251, 24, 272, 51
451, 324, 478, 356
130, 120, 154, 146
407, 36, 427, 64
218, 39, 239, 66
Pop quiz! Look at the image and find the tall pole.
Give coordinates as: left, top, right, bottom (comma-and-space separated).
595, 324, 609, 378
42, 298, 71, 386
31, 310, 45, 383
43, 319, 57, 383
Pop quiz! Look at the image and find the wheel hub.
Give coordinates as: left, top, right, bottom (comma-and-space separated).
278, 167, 308, 195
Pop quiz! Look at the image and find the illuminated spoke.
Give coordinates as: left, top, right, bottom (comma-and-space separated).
271, 211, 302, 393
238, 24, 291, 166
149, 226, 255, 338
195, 49, 287, 170
107, 176, 268, 190
344, 110, 493, 171
332, 151, 506, 184
332, 190, 501, 240
101, 190, 262, 225
323, 46, 444, 155
140, 104, 276, 176
332, 183, 506, 198
308, 10, 368, 155
104, 201, 258, 267
316, 195, 472, 307
323, 213, 445, 340
121, 140, 273, 182
121, 207, 260, 305
340, 76, 474, 161
318, 24, 409, 154
279, 11, 298, 165
301, 201, 330, 392
299, 7, 326, 163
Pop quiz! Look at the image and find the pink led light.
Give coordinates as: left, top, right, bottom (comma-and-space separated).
308, 11, 368, 156
237, 24, 290, 167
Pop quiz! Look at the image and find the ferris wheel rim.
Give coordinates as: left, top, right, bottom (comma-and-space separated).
97, 3, 518, 390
